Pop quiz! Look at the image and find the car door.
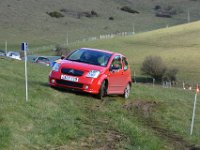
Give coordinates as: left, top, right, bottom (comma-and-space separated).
107, 55, 125, 94
122, 56, 131, 86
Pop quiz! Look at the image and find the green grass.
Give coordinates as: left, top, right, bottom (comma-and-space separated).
1, 0, 200, 49
0, 57, 164, 149
2, 16, 200, 150
60, 21, 200, 83
1, 56, 200, 149
1, 1, 200, 149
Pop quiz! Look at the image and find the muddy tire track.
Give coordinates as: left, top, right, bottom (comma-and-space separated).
123, 100, 200, 150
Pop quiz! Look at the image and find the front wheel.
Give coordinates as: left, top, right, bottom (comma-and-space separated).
97, 80, 107, 99
123, 83, 131, 99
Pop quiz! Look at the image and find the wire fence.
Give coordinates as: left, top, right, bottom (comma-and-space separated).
29, 31, 135, 52
133, 75, 199, 92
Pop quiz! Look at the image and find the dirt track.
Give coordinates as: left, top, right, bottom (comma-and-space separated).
123, 100, 200, 150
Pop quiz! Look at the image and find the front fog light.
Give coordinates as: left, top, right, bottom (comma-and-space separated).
51, 79, 55, 84
85, 85, 89, 89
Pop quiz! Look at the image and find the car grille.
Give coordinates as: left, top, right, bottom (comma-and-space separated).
61, 68, 84, 76
56, 80, 83, 88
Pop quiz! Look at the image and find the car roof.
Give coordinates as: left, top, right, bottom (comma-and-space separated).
7, 51, 20, 54
36, 56, 48, 59
80, 48, 115, 55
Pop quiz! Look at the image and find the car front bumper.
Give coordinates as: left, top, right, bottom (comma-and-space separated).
49, 71, 101, 94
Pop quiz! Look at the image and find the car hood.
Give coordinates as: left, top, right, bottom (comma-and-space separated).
60, 60, 106, 73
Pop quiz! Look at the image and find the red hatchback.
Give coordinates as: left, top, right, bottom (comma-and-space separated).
49, 48, 132, 99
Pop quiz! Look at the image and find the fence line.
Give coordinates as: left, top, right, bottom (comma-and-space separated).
29, 31, 135, 52
134, 75, 199, 91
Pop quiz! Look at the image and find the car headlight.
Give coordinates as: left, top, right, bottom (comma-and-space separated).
52, 63, 60, 72
86, 70, 100, 78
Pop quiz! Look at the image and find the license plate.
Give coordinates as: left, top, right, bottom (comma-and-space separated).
61, 75, 79, 82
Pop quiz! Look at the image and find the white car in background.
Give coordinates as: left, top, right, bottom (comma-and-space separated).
6, 51, 21, 60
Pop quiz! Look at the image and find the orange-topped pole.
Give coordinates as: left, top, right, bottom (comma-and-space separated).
190, 83, 199, 135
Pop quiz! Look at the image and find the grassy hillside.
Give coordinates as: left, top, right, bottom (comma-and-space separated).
1, 0, 200, 49
1, 56, 200, 149
62, 21, 200, 83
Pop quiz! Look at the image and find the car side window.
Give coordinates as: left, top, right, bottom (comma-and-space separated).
110, 55, 122, 70
122, 57, 129, 71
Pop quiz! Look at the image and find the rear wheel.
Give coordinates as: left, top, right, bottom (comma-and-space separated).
123, 83, 131, 99
97, 80, 107, 99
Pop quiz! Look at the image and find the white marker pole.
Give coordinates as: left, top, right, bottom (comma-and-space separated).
188, 10, 190, 23
5, 41, 7, 54
66, 32, 69, 46
22, 42, 28, 102
24, 49, 28, 102
190, 84, 199, 135
190, 93, 197, 135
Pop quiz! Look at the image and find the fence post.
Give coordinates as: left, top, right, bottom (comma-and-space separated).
162, 81, 165, 88
5, 41, 7, 54
183, 82, 185, 89
134, 71, 136, 83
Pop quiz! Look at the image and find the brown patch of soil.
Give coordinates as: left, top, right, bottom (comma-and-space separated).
123, 100, 200, 150
151, 124, 200, 150
123, 100, 158, 118
95, 131, 126, 150
50, 130, 127, 150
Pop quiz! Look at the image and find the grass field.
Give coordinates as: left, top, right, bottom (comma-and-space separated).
1, 0, 200, 49
1, 1, 200, 148
1, 54, 200, 149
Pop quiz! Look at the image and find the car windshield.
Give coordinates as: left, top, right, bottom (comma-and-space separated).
66, 49, 112, 67
11, 52, 20, 56
12, 53, 19, 56
38, 57, 49, 62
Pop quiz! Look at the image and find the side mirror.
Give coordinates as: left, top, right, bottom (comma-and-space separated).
61, 55, 65, 60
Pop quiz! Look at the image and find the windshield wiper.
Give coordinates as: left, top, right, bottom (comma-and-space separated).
67, 59, 88, 63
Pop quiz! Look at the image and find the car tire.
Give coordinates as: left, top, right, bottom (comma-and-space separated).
97, 80, 107, 99
123, 83, 131, 99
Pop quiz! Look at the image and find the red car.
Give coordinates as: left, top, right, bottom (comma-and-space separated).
49, 48, 132, 99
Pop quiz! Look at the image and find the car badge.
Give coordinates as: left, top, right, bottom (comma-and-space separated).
69, 69, 75, 74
